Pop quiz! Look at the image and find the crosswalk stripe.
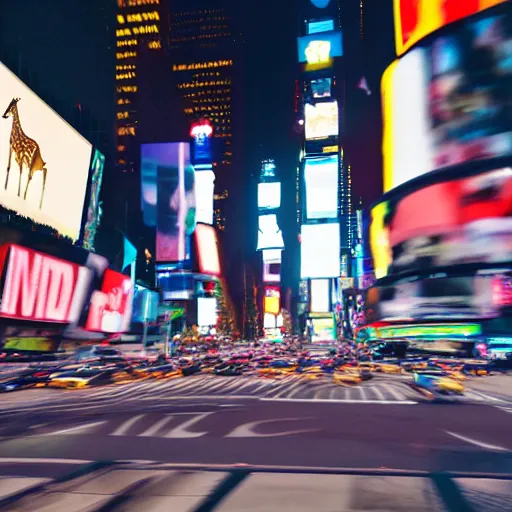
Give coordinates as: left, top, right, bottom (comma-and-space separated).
46, 421, 106, 436
368, 385, 386, 401
380, 383, 405, 401
111, 414, 145, 436
139, 416, 174, 437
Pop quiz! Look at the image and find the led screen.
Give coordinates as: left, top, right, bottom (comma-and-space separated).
371, 167, 512, 278
0, 62, 92, 240
383, 10, 512, 193
262, 249, 282, 283
393, 0, 508, 56
301, 223, 340, 278
258, 182, 281, 210
366, 275, 497, 322
257, 214, 284, 251
264, 286, 280, 315
195, 223, 221, 276
264, 313, 277, 329
82, 149, 105, 251
197, 297, 217, 327
307, 19, 335, 34
141, 143, 196, 262
311, 317, 335, 342
310, 279, 330, 313
304, 101, 338, 140
304, 156, 338, 219
310, 78, 332, 98
297, 31, 343, 70
195, 170, 215, 225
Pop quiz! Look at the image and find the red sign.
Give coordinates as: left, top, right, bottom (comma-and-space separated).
394, 0, 506, 56
0, 245, 87, 323
86, 269, 133, 332
190, 119, 213, 138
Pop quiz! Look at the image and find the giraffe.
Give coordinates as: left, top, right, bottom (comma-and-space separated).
2, 98, 47, 209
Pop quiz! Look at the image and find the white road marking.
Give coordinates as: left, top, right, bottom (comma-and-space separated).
370, 386, 386, 401
111, 415, 146, 436
260, 397, 417, 404
165, 413, 213, 438
359, 387, 368, 401
381, 383, 406, 401
139, 416, 174, 437
467, 390, 507, 403
140, 395, 257, 401
226, 418, 319, 438
45, 421, 106, 436
445, 431, 509, 452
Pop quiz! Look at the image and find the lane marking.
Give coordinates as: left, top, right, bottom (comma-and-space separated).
226, 418, 318, 438
445, 431, 510, 452
260, 397, 418, 404
139, 416, 174, 437
45, 421, 106, 436
111, 415, 146, 436
165, 413, 213, 438
140, 395, 257, 401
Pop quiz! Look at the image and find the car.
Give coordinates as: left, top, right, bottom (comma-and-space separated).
214, 364, 243, 376
412, 371, 464, 395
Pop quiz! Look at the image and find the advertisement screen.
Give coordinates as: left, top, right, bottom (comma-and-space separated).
0, 63, 92, 240
258, 182, 281, 210
132, 286, 159, 323
307, 19, 335, 34
257, 214, 284, 251
195, 223, 221, 276
393, 0, 508, 56
305, 101, 339, 140
301, 223, 340, 278
311, 317, 335, 342
371, 167, 512, 278
195, 170, 215, 225
82, 149, 105, 251
366, 275, 496, 322
264, 313, 277, 329
383, 10, 512, 193
310, 78, 332, 99
304, 156, 338, 219
264, 286, 280, 315
86, 269, 133, 333
310, 279, 330, 313
191, 120, 213, 164
297, 31, 343, 70
262, 249, 282, 283
197, 297, 217, 327
141, 143, 196, 262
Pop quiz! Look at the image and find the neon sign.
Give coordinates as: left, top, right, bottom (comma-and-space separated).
190, 120, 213, 138
0, 245, 90, 323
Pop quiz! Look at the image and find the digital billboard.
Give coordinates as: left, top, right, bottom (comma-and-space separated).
307, 19, 335, 34
311, 317, 335, 342
195, 223, 221, 276
258, 182, 281, 210
141, 143, 196, 262
371, 167, 512, 278
264, 286, 280, 315
298, 31, 343, 71
257, 214, 284, 251
383, 9, 512, 193
310, 78, 332, 99
393, 0, 508, 56
301, 223, 340, 278
82, 149, 105, 251
304, 101, 338, 141
195, 170, 215, 225
0, 62, 92, 240
197, 297, 217, 327
262, 249, 282, 283
310, 279, 330, 313
304, 156, 338, 219
190, 119, 213, 164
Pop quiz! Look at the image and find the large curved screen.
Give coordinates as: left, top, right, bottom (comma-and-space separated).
383, 8, 512, 193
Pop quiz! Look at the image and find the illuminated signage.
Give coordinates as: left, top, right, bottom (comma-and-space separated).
304, 101, 339, 140
264, 286, 280, 315
297, 31, 343, 70
0, 63, 92, 240
86, 269, 133, 333
0, 245, 90, 324
311, 0, 331, 7
393, 0, 507, 56
375, 324, 482, 339
308, 19, 335, 34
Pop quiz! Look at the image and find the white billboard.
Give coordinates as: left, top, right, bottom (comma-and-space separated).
304, 101, 338, 140
258, 182, 281, 210
301, 223, 340, 278
304, 156, 338, 219
197, 297, 217, 327
257, 214, 284, 251
195, 169, 215, 225
0, 62, 92, 240
310, 279, 330, 313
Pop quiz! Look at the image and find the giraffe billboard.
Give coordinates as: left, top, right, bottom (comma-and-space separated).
0, 62, 92, 241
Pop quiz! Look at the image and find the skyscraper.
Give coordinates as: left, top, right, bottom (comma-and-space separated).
168, 1, 243, 233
